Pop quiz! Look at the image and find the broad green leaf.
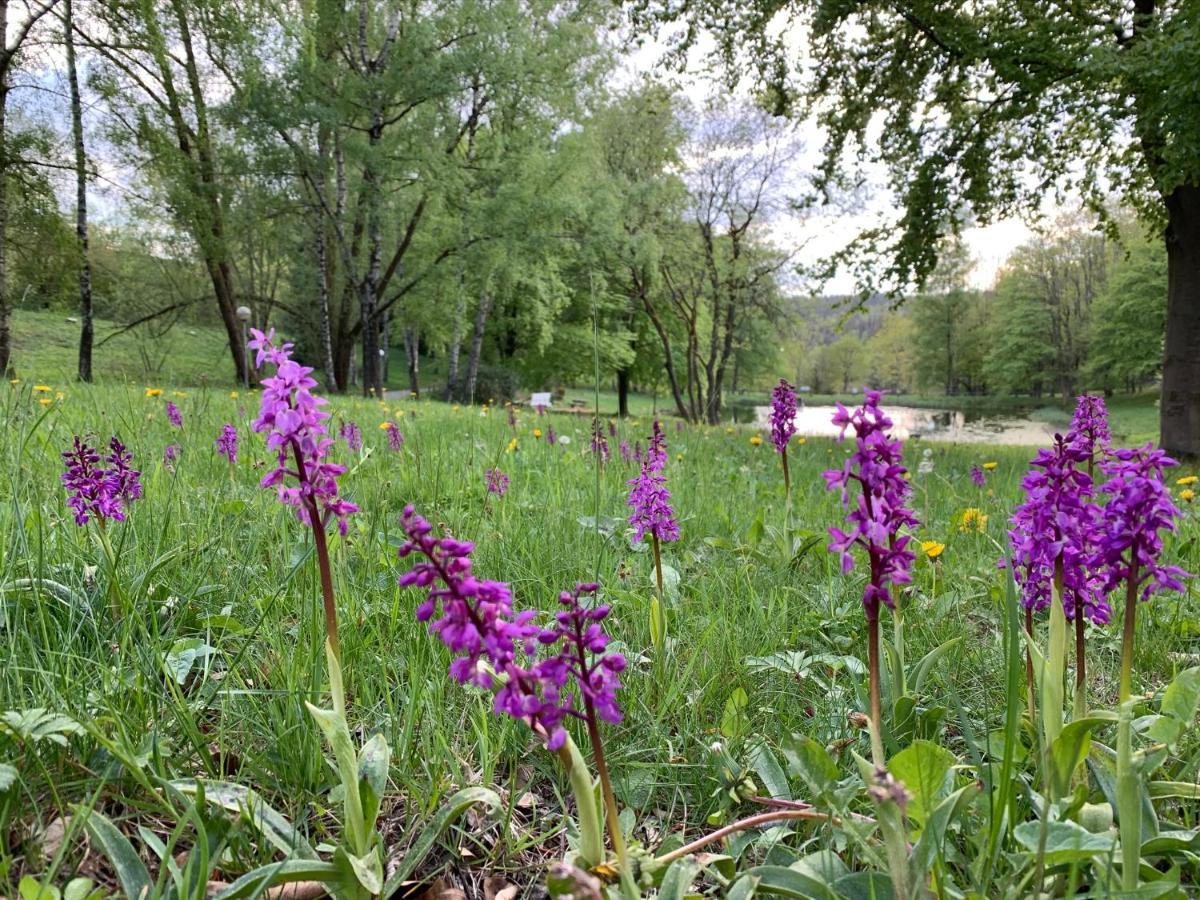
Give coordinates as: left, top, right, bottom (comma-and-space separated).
212, 860, 345, 900
888, 739, 956, 826
749, 741, 791, 801
1, 710, 83, 746
337, 845, 383, 894
789, 850, 848, 883
781, 734, 838, 800
721, 688, 749, 740
173, 779, 316, 859
1160, 667, 1200, 724
1048, 717, 1111, 799
726, 874, 760, 900
19, 876, 59, 900
659, 855, 702, 900
79, 808, 152, 900
381, 787, 502, 896
164, 638, 218, 685
911, 637, 963, 693
0, 763, 16, 791
62, 879, 94, 900
744, 865, 838, 899
660, 563, 681, 601
1148, 781, 1200, 800
357, 733, 390, 830
1013, 820, 1117, 865
650, 596, 666, 649
833, 872, 896, 900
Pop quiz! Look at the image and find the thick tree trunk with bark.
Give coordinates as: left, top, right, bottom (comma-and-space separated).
464, 291, 493, 404
65, 0, 93, 382
616, 369, 631, 418
1161, 184, 1200, 457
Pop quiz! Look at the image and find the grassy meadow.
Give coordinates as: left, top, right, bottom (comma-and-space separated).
1, 376, 1199, 896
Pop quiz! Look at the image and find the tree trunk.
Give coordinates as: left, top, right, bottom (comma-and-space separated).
464, 291, 493, 404
404, 327, 420, 398
616, 368, 631, 418
65, 0, 93, 382
1161, 184, 1200, 457
446, 277, 467, 402
313, 212, 339, 391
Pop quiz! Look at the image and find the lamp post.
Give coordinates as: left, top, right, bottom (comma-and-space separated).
236, 306, 252, 389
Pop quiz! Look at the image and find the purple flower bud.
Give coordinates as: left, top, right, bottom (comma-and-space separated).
339, 420, 363, 452
769, 379, 798, 454
165, 401, 183, 428
216, 424, 238, 464
486, 468, 510, 496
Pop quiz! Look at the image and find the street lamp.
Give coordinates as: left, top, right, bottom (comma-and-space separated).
236, 306, 252, 389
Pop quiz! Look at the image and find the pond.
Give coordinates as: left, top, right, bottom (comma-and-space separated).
752, 403, 1060, 446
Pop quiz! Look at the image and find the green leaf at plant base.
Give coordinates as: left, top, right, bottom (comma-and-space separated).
888, 739, 956, 827
0, 763, 17, 791
1013, 819, 1117, 866
173, 779, 317, 859
911, 636, 963, 694
659, 855, 702, 900
749, 741, 791, 801
832, 872, 896, 900
781, 734, 838, 802
163, 637, 218, 685
744, 865, 839, 899
380, 787, 502, 897
357, 732, 390, 833
721, 688, 749, 740
910, 783, 980, 879
78, 808, 152, 900
1048, 716, 1113, 800
212, 860, 346, 900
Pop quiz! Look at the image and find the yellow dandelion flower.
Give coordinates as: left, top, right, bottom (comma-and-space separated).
1177, 475, 1198, 486
33, 384, 52, 393
726, 427, 734, 434
507, 437, 518, 452
38, 397, 52, 406
9, 378, 20, 385
981, 461, 998, 470
676, 453, 683, 462
957, 508, 988, 533
795, 436, 807, 445
1181, 489, 1196, 503
533, 429, 543, 439
55, 392, 65, 401
395, 409, 405, 417
172, 391, 187, 398
145, 388, 163, 397
230, 390, 239, 399
452, 404, 460, 412
749, 435, 763, 446
379, 421, 392, 430
921, 540, 945, 559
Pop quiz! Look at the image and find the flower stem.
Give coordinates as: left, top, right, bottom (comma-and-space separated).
651, 534, 663, 597
1024, 605, 1036, 721
867, 607, 885, 766
583, 697, 634, 894
1118, 561, 1141, 889
781, 447, 790, 495
310, 513, 340, 660
1073, 607, 1087, 720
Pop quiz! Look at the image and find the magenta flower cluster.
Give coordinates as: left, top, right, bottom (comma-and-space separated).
591, 420, 610, 463
248, 328, 358, 536
398, 506, 624, 750
970, 465, 986, 487
165, 401, 183, 428
215, 424, 238, 464
384, 422, 404, 451
164, 443, 180, 470
486, 468, 510, 496
647, 421, 667, 473
1094, 445, 1189, 602
769, 379, 797, 454
1008, 435, 1109, 623
339, 420, 363, 452
822, 391, 919, 617
61, 435, 142, 526
1069, 395, 1111, 461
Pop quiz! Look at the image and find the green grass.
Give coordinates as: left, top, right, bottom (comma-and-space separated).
1, 379, 1198, 893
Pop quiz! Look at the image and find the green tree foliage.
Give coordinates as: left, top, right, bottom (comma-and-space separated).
1087, 237, 1168, 394
632, 0, 1200, 453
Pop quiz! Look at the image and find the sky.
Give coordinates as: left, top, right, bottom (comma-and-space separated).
615, 22, 1036, 294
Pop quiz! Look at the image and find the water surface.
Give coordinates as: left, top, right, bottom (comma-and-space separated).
754, 404, 1057, 445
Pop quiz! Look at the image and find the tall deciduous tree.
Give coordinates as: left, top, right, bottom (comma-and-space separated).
0, 0, 60, 376
634, 0, 1200, 454
63, 0, 92, 381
